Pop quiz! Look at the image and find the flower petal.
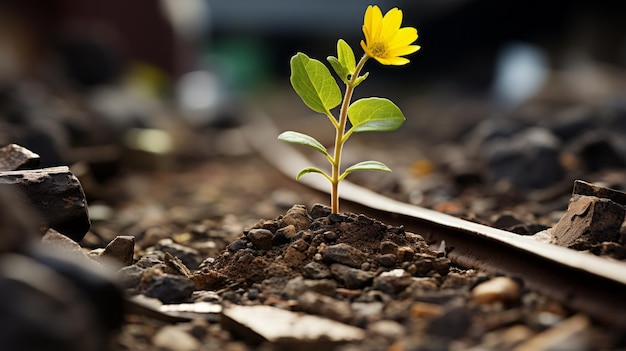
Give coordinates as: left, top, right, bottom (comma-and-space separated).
388, 27, 418, 48
365, 5, 383, 42
387, 45, 421, 58
381, 8, 402, 41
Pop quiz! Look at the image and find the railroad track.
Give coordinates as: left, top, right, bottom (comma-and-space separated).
242, 110, 626, 329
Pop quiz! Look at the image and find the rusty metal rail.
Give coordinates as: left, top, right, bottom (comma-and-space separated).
243, 110, 626, 329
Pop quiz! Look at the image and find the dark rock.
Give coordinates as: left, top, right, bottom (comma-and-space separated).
426, 305, 471, 339
144, 274, 195, 303
571, 131, 626, 172
115, 265, 144, 289
373, 269, 413, 295
297, 291, 355, 323
303, 261, 332, 279
246, 228, 274, 250
226, 239, 247, 253
330, 263, 375, 289
273, 225, 296, 246
376, 253, 398, 268
484, 127, 564, 189
309, 203, 332, 219
547, 195, 625, 247
321, 243, 367, 268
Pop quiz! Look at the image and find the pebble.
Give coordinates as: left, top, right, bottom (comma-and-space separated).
302, 261, 331, 279
321, 243, 367, 268
279, 204, 312, 231
152, 325, 200, 351
330, 263, 375, 289
143, 273, 195, 303
102, 235, 135, 266
471, 276, 522, 305
297, 291, 355, 323
273, 224, 296, 245
373, 269, 413, 295
246, 228, 273, 250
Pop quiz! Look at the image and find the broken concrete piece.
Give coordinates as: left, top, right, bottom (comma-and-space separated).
538, 181, 626, 247
221, 305, 365, 349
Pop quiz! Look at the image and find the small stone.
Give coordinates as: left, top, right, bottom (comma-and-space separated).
144, 274, 195, 303
368, 320, 405, 339
376, 253, 398, 268
102, 236, 135, 266
280, 204, 312, 231
297, 291, 355, 323
273, 225, 296, 246
152, 325, 200, 351
115, 265, 144, 289
322, 243, 367, 268
380, 241, 399, 255
303, 262, 331, 279
283, 276, 337, 298
396, 247, 415, 262
425, 305, 471, 338
330, 263, 375, 289
471, 276, 522, 305
246, 228, 274, 250
373, 269, 413, 295
226, 239, 247, 253
309, 203, 332, 219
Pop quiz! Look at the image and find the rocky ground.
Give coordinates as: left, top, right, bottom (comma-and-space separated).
2, 59, 626, 350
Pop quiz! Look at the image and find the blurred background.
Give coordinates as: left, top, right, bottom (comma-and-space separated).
0, 0, 626, 191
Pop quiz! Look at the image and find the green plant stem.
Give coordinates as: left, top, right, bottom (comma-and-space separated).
330, 54, 369, 213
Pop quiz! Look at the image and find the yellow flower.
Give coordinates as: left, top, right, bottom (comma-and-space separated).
360, 5, 420, 65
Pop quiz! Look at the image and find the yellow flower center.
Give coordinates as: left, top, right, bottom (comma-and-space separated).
370, 42, 387, 58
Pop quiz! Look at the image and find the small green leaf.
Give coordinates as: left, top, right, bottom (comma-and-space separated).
347, 97, 405, 133
327, 40, 356, 84
296, 167, 330, 181
278, 131, 329, 157
337, 39, 356, 76
327, 57, 346, 83
340, 160, 392, 181
290, 52, 341, 114
353, 72, 369, 87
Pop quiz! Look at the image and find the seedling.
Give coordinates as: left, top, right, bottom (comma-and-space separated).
278, 5, 420, 213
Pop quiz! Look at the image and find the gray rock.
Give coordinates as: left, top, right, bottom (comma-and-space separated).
321, 243, 367, 268
373, 269, 413, 295
330, 263, 375, 289
302, 261, 331, 279
144, 274, 195, 303
484, 126, 564, 189
297, 291, 355, 323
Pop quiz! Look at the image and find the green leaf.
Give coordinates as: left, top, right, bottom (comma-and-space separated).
327, 56, 348, 84
340, 160, 392, 181
327, 40, 356, 84
347, 97, 405, 133
278, 131, 329, 157
353, 72, 369, 87
337, 39, 356, 76
296, 167, 330, 181
290, 52, 341, 114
